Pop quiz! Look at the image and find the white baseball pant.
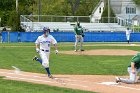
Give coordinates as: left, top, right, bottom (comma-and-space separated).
75, 35, 83, 50
119, 67, 140, 84
126, 34, 130, 41
39, 50, 50, 68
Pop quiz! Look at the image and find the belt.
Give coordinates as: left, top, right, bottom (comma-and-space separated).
41, 49, 49, 52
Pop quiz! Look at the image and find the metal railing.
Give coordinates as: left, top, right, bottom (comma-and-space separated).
20, 15, 140, 32
21, 15, 90, 22
21, 15, 120, 23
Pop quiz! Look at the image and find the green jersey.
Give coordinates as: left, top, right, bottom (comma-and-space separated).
74, 26, 83, 35
128, 53, 140, 69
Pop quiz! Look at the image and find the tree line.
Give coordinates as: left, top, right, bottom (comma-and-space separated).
0, 0, 139, 31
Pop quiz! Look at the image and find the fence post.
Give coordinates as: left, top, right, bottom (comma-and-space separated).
0, 32, 2, 43
8, 32, 10, 43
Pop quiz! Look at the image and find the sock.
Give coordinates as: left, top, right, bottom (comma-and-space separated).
36, 58, 42, 64
75, 44, 77, 50
45, 68, 51, 76
80, 43, 83, 50
75, 41, 78, 50
127, 40, 129, 44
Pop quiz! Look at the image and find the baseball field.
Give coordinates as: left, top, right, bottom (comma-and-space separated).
0, 42, 140, 93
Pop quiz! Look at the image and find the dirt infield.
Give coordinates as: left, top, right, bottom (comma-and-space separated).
0, 69, 140, 93
60, 49, 138, 56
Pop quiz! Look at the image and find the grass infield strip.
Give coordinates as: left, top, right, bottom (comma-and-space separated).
0, 77, 95, 93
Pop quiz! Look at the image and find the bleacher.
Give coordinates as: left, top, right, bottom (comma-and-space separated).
80, 23, 126, 32
21, 22, 127, 32
21, 22, 74, 32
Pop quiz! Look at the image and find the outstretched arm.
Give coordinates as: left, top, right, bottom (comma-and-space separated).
36, 44, 39, 49
36, 44, 40, 53
53, 44, 58, 50
54, 44, 58, 54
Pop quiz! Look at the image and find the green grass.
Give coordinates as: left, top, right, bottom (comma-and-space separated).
0, 42, 139, 93
0, 42, 138, 75
0, 77, 94, 93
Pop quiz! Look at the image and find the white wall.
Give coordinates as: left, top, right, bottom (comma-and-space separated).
110, 0, 140, 26
110, 0, 137, 15
121, 0, 135, 14
91, 1, 104, 23
133, 20, 138, 25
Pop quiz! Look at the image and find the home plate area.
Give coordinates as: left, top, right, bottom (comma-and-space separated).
98, 82, 119, 85
0, 69, 140, 93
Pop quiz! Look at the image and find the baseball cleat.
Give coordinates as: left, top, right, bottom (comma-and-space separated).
80, 49, 84, 51
48, 75, 54, 79
32, 56, 38, 61
74, 50, 77, 52
115, 77, 121, 83
138, 77, 140, 80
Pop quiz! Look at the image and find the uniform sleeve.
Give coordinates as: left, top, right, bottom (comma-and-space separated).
74, 26, 77, 34
50, 35, 57, 44
131, 54, 140, 63
35, 37, 40, 45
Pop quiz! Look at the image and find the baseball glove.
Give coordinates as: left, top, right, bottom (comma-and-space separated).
82, 34, 85, 37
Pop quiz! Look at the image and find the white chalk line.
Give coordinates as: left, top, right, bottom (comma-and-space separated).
0, 72, 67, 85
98, 82, 140, 91
0, 71, 90, 83
6, 76, 54, 83
0, 71, 89, 88
1, 71, 140, 90
6, 76, 89, 88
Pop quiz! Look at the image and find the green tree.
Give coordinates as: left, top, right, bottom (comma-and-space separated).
0, 0, 14, 26
1, 11, 10, 26
75, 0, 99, 16
68, 0, 80, 16
8, 11, 20, 31
133, 0, 140, 5
101, 0, 116, 23
0, 0, 14, 11
18, 0, 35, 15
0, 0, 100, 31
0, 0, 34, 31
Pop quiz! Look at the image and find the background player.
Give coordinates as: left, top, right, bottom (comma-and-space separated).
116, 53, 140, 84
74, 22, 84, 52
125, 27, 131, 44
33, 27, 58, 78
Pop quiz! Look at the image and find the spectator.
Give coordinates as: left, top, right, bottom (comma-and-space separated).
2, 27, 7, 31
26, 26, 31, 32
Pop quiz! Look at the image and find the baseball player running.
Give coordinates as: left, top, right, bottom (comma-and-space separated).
33, 27, 58, 78
74, 22, 84, 52
116, 53, 140, 84
125, 27, 131, 44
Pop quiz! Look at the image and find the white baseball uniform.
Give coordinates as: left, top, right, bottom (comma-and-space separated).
35, 34, 57, 68
126, 29, 131, 41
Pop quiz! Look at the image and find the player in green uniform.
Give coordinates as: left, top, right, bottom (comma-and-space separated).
74, 22, 84, 52
116, 53, 140, 84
